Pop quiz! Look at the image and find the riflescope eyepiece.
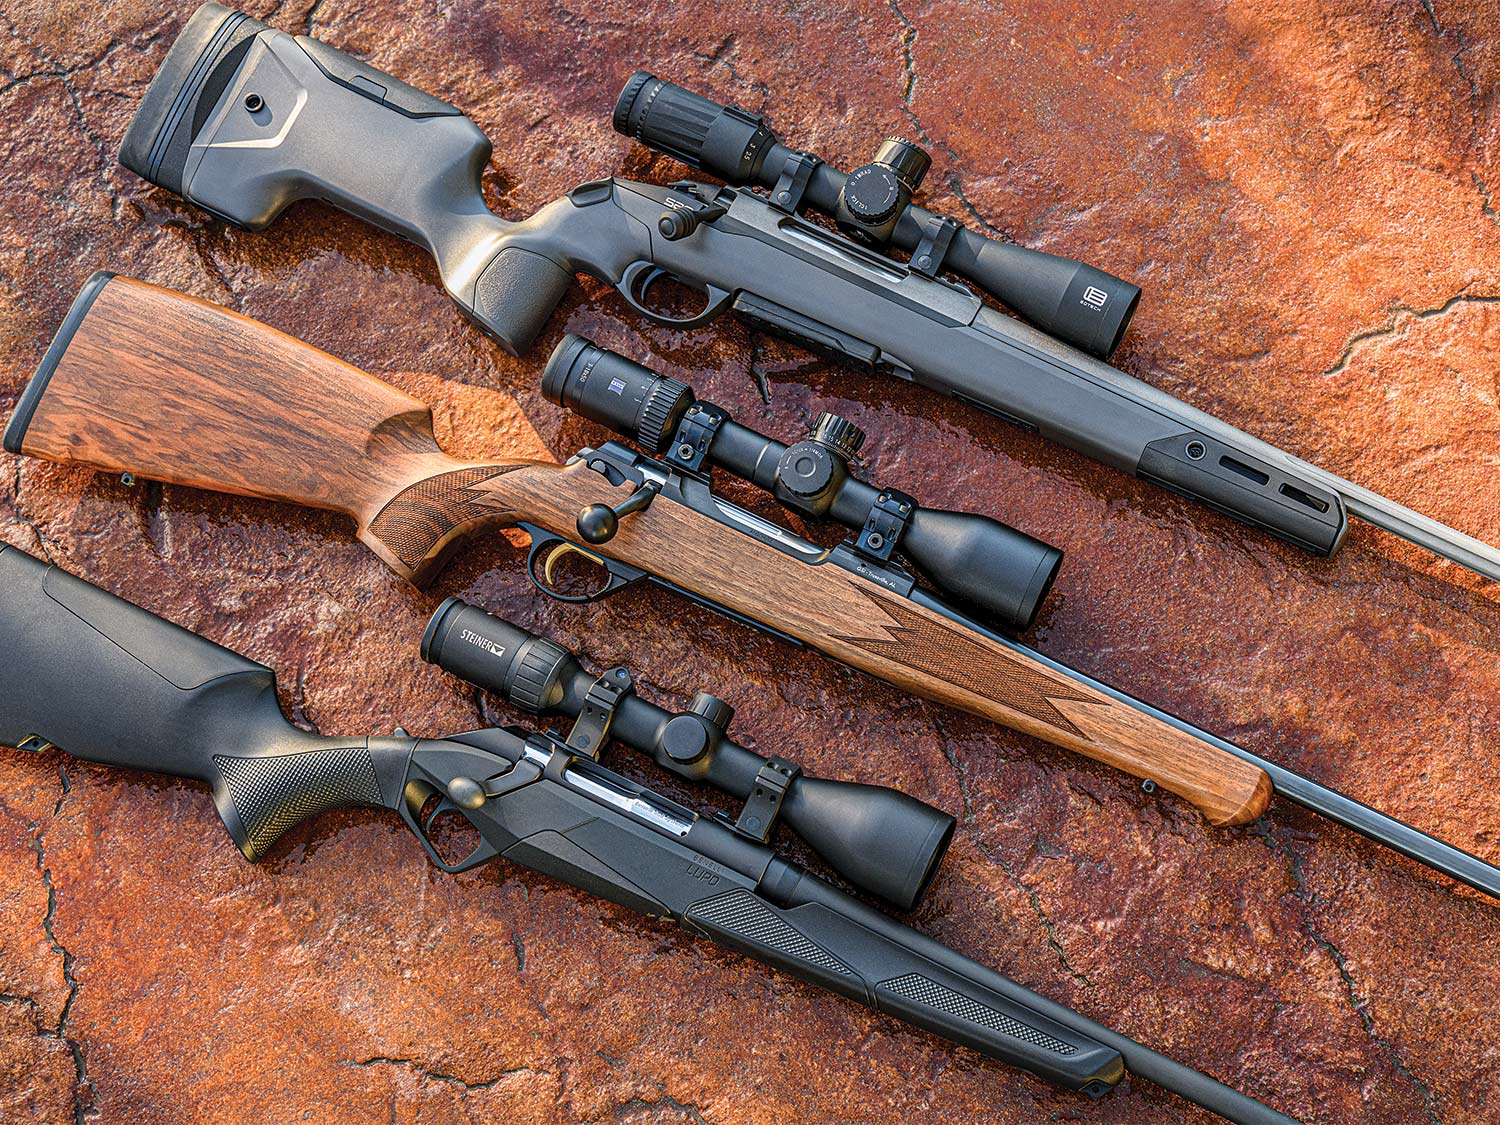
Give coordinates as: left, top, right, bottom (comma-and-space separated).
542, 333, 694, 454
614, 72, 1142, 360
614, 71, 778, 186
423, 597, 956, 910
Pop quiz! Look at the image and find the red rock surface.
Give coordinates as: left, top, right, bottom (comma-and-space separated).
2, 1, 1500, 1122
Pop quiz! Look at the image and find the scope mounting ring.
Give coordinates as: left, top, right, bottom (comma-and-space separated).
768, 150, 820, 214
856, 488, 916, 562
667, 402, 727, 473
564, 666, 635, 758
732, 756, 802, 843
910, 214, 960, 278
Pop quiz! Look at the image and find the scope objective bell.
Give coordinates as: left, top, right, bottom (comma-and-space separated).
422, 598, 957, 910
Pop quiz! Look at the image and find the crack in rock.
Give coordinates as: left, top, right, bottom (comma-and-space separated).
1320, 293, 1500, 379
887, 0, 918, 104
29, 772, 98, 1124
1475, 173, 1499, 226
341, 1055, 538, 1092
976, 840, 1094, 988
928, 712, 1090, 986
1262, 824, 1442, 1125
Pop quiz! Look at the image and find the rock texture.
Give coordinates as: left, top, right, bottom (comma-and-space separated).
2, 0, 1500, 1122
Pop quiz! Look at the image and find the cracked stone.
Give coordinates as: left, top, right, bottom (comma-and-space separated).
3, 1, 1500, 1124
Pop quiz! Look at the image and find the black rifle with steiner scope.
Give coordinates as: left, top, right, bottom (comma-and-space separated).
0, 544, 1298, 1125
422, 596, 956, 910
113, 5, 1500, 582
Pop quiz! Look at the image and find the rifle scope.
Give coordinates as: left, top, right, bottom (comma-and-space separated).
614, 72, 1141, 361
542, 335, 1062, 632
422, 598, 956, 910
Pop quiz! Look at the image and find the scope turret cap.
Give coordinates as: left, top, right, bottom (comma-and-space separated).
873, 138, 932, 191
810, 413, 867, 461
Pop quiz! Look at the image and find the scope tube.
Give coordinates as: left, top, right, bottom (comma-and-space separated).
543, 334, 1062, 631
422, 597, 956, 910
614, 71, 1141, 359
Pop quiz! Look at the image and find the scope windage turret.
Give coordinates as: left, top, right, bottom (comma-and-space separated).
543, 336, 1062, 632
614, 72, 1142, 361
422, 598, 955, 910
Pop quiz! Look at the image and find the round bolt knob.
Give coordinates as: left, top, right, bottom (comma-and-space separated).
687, 691, 734, 730
658, 209, 695, 239
576, 504, 618, 544
809, 412, 866, 460
447, 776, 487, 810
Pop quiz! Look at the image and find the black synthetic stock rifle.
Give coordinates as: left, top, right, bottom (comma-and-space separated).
0, 545, 1298, 1124
118, 4, 1500, 582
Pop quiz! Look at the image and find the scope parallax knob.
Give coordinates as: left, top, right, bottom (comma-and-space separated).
687, 691, 734, 730
841, 164, 904, 226
873, 138, 932, 193
809, 412, 866, 461
841, 139, 931, 227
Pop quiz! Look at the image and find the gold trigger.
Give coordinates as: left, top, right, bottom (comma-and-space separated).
542, 540, 609, 588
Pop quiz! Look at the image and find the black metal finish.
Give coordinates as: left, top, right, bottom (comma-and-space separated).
421, 595, 954, 912
0, 544, 1301, 1123
542, 334, 1062, 632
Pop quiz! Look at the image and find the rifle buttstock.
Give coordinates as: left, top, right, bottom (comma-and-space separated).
6, 273, 556, 584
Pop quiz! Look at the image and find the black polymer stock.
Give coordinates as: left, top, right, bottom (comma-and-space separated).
0, 545, 1297, 1125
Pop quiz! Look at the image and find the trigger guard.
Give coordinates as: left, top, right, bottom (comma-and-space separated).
398, 794, 500, 874
617, 261, 733, 328
519, 522, 649, 604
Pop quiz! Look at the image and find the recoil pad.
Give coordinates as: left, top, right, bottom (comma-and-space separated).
118, 3, 268, 195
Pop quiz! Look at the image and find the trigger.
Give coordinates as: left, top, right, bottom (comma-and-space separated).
618, 261, 733, 328
520, 523, 649, 605
543, 541, 606, 587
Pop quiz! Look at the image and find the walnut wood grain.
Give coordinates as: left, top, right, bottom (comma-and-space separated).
489, 464, 1273, 827
15, 276, 543, 582
15, 275, 1271, 825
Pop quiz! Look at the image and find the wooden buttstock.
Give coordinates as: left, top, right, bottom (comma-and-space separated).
5, 274, 550, 583
8, 273, 1271, 826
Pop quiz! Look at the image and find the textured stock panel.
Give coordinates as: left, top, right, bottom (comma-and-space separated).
689, 890, 856, 976
471, 247, 573, 355
215, 749, 382, 860
878, 973, 1077, 1055
365, 465, 522, 570
834, 588, 1097, 738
